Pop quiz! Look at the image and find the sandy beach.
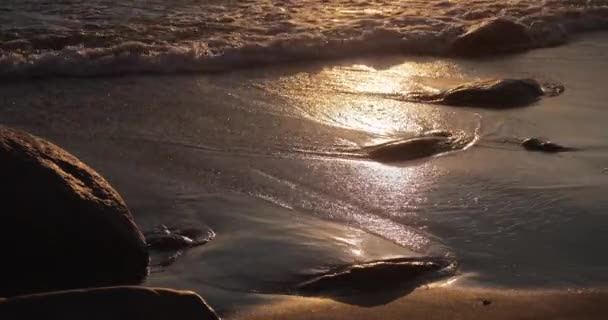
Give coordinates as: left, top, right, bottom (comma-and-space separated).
2, 3, 608, 316
237, 287, 608, 320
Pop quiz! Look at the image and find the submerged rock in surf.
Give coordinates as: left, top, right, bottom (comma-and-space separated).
145, 224, 215, 267
0, 126, 149, 297
451, 18, 534, 56
0, 286, 220, 320
530, 22, 569, 48
408, 78, 563, 108
363, 130, 472, 163
297, 256, 456, 296
521, 138, 577, 153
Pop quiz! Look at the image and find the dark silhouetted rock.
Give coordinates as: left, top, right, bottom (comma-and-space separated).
530, 22, 569, 47
145, 224, 215, 267
0, 286, 219, 320
297, 257, 456, 296
0, 126, 149, 297
521, 138, 577, 153
441, 78, 544, 107
452, 18, 534, 56
363, 130, 473, 163
407, 78, 561, 108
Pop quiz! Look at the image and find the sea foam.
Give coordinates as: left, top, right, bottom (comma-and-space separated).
1, 0, 608, 79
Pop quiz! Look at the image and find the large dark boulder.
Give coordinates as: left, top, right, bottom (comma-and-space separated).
0, 126, 149, 297
451, 18, 534, 56
0, 286, 219, 320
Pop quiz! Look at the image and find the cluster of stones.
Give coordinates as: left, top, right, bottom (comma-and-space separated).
0, 126, 219, 319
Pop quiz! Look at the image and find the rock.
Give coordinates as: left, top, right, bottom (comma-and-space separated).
145, 224, 215, 267
441, 78, 545, 107
452, 18, 534, 56
521, 138, 576, 153
530, 22, 569, 47
0, 126, 149, 297
363, 130, 472, 163
145, 224, 215, 251
297, 257, 456, 296
0, 286, 220, 320
405, 78, 564, 108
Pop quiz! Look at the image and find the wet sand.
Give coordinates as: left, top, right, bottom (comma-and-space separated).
237, 288, 608, 320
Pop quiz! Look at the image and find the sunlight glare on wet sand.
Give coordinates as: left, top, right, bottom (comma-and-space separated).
273, 60, 465, 137
253, 59, 478, 252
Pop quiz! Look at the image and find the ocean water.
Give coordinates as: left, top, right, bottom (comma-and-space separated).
2, 0, 608, 317
2, 0, 608, 78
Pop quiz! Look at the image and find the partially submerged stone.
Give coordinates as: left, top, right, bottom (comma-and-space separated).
297, 257, 456, 296
363, 131, 472, 163
408, 78, 563, 108
521, 138, 576, 153
0, 126, 149, 297
0, 286, 219, 320
145, 224, 215, 267
441, 78, 545, 107
452, 18, 534, 56
529, 22, 569, 47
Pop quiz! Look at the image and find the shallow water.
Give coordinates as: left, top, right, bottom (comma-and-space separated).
2, 29, 608, 315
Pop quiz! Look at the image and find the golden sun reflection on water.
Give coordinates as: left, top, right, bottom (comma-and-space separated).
264, 59, 465, 137
346, 64, 415, 94
314, 159, 447, 253
314, 62, 443, 135
261, 59, 473, 252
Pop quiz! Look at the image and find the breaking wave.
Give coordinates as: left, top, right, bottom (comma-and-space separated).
1, 1, 608, 79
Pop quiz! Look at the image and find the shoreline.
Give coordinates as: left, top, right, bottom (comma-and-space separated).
2, 2, 608, 320
2, 26, 608, 320
2, 21, 608, 80
1, 29, 606, 90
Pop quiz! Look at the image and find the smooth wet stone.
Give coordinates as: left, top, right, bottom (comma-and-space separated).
452, 18, 534, 56
0, 286, 219, 320
441, 78, 544, 107
297, 257, 456, 296
530, 22, 569, 47
0, 126, 149, 297
521, 138, 576, 153
145, 224, 215, 267
408, 78, 560, 108
363, 131, 471, 163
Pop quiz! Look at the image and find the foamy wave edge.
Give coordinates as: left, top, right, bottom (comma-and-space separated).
1, 12, 608, 80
